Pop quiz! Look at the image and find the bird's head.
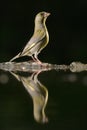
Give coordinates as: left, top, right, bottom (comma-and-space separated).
35, 11, 50, 25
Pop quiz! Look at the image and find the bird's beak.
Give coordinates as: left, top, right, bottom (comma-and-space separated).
44, 12, 50, 18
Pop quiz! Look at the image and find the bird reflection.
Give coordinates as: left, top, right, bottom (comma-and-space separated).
10, 71, 48, 123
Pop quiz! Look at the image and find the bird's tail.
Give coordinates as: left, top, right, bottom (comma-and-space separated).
10, 52, 21, 62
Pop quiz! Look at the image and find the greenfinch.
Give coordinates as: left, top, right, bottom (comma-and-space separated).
10, 11, 50, 63
10, 71, 48, 123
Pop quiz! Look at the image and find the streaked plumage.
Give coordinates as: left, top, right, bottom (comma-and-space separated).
10, 11, 50, 63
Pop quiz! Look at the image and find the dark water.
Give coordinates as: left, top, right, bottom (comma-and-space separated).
0, 0, 87, 129
0, 70, 87, 130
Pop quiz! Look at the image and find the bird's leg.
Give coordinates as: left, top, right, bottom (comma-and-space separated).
32, 54, 48, 67
31, 55, 42, 64
31, 55, 37, 62
34, 54, 42, 65
34, 54, 48, 67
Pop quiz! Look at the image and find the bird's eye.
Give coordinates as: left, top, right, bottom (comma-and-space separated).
40, 13, 43, 16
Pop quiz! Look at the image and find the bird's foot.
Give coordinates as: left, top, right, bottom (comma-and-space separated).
34, 60, 47, 67
36, 60, 42, 65
32, 56, 49, 68
36, 60, 49, 68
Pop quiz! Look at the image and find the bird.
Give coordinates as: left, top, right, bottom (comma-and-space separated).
10, 11, 50, 64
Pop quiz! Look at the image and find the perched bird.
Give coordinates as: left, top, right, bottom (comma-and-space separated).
10, 11, 50, 63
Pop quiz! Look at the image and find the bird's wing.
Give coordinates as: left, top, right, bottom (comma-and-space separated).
22, 30, 45, 55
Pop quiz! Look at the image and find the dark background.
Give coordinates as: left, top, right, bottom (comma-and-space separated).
0, 0, 87, 64
0, 1, 87, 130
